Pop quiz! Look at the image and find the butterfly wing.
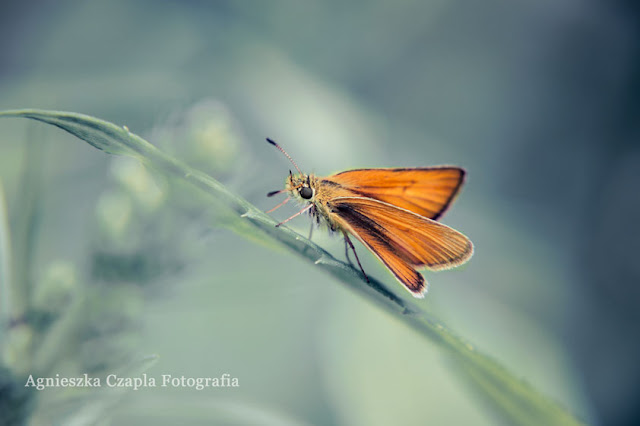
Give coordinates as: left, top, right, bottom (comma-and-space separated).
322, 167, 465, 220
330, 197, 473, 296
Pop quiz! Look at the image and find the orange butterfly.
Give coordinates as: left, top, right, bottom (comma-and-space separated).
266, 138, 473, 298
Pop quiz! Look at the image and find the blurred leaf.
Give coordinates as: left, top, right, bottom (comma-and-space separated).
10, 126, 46, 321
0, 109, 584, 425
31, 283, 85, 376
0, 182, 11, 339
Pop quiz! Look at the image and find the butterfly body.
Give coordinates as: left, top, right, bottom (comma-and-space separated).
268, 139, 473, 298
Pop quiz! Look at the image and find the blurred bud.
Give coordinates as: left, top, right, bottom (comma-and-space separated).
96, 190, 133, 239
183, 100, 240, 174
33, 261, 77, 316
110, 157, 166, 212
3, 323, 33, 374
151, 99, 244, 177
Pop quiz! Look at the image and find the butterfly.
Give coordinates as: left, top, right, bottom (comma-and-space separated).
265, 138, 473, 298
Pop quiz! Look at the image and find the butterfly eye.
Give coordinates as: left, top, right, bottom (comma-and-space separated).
299, 187, 313, 199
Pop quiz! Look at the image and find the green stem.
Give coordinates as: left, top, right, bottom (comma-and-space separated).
0, 181, 12, 346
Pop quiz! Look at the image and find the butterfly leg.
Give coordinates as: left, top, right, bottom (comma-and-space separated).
343, 238, 355, 268
343, 232, 370, 283
301, 221, 314, 256
265, 197, 290, 214
275, 204, 313, 227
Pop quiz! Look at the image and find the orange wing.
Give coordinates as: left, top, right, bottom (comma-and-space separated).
322, 167, 465, 220
330, 197, 473, 296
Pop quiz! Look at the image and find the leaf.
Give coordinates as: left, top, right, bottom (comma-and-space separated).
0, 182, 12, 344
0, 109, 585, 425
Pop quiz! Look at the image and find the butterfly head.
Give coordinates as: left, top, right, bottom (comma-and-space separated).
266, 137, 318, 203
287, 172, 315, 201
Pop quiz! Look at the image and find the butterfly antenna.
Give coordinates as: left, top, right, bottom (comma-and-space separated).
266, 138, 303, 175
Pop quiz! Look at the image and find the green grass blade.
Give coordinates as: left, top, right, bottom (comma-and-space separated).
0, 181, 12, 346
0, 109, 585, 425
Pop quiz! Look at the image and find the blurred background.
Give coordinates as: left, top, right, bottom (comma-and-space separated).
1, 0, 639, 425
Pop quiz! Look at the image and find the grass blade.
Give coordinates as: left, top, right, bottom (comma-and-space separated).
0, 181, 12, 347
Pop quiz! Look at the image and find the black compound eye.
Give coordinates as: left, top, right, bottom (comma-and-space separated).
299, 186, 313, 199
